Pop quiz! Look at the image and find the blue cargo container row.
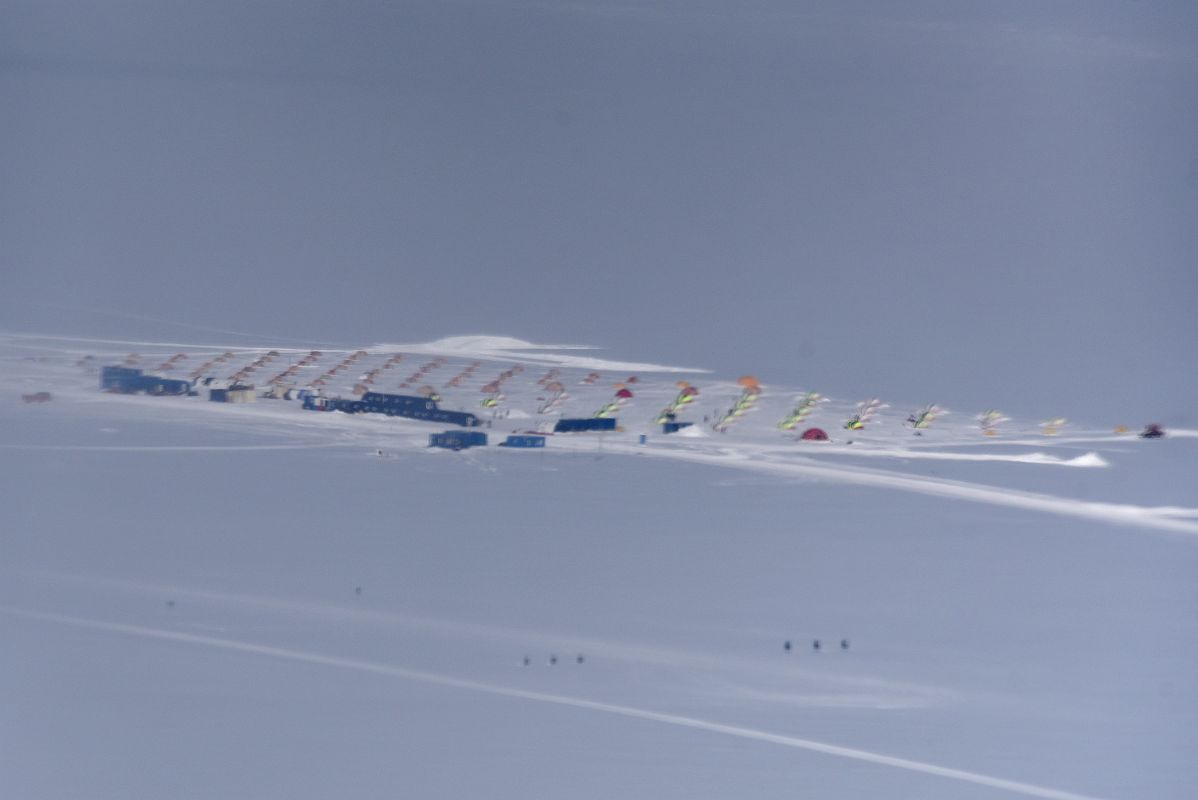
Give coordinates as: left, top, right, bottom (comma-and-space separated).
360, 391, 481, 427
499, 434, 546, 448
429, 430, 487, 450
300, 391, 480, 427
100, 365, 191, 396
328, 398, 366, 414
554, 417, 616, 433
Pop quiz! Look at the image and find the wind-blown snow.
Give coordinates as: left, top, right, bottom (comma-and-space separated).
373, 336, 709, 373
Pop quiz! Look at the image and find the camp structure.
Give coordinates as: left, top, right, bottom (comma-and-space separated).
554, 417, 616, 433
100, 365, 192, 396
908, 404, 943, 430
799, 427, 829, 441
209, 384, 256, 403
655, 381, 700, 424
1040, 417, 1067, 436
358, 391, 480, 426
660, 413, 693, 434
499, 434, 546, 448
778, 391, 822, 431
713, 375, 762, 432
302, 395, 330, 411
979, 409, 1010, 436
429, 430, 487, 450
263, 386, 301, 400
844, 398, 886, 430
303, 391, 481, 427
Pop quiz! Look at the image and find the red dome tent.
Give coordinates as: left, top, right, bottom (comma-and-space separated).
800, 427, 829, 441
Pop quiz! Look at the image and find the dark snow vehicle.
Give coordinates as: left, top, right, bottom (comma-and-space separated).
1140, 424, 1165, 439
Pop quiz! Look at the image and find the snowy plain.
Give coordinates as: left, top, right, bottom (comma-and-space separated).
2, 331, 1196, 799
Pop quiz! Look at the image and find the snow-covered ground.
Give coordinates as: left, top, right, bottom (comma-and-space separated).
2, 332, 1195, 799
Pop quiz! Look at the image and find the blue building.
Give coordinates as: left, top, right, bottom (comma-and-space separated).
302, 395, 330, 411
302, 395, 372, 414
357, 391, 480, 427
100, 365, 141, 390
429, 430, 488, 450
554, 417, 617, 433
209, 384, 256, 403
326, 397, 366, 414
100, 365, 191, 396
499, 434, 546, 448
301, 390, 480, 426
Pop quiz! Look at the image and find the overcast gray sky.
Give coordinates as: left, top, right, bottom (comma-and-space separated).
3, 0, 1195, 420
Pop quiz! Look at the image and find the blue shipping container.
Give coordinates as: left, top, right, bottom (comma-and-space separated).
359, 391, 481, 427
327, 398, 366, 414
554, 418, 617, 433
100, 365, 191, 395
429, 431, 488, 450
302, 395, 329, 411
100, 365, 141, 390
500, 434, 546, 448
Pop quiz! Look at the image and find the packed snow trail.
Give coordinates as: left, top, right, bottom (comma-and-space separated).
372, 335, 708, 373
719, 442, 1110, 467
633, 442, 1198, 537
1, 607, 1109, 800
